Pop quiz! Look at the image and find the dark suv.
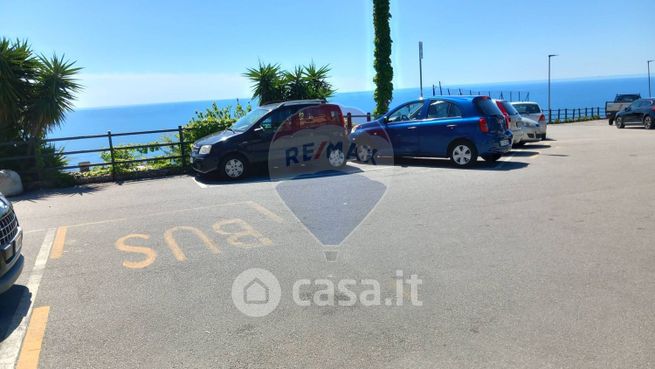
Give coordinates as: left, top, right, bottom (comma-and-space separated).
0, 193, 23, 295
191, 100, 347, 179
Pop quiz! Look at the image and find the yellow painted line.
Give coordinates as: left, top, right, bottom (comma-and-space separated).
247, 201, 284, 223
15, 306, 50, 369
65, 201, 249, 230
49, 226, 68, 260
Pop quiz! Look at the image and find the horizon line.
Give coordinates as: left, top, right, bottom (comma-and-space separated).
75, 73, 649, 110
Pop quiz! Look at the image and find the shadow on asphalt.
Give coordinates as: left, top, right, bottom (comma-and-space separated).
393, 157, 529, 171
0, 285, 31, 343
519, 144, 552, 149
11, 185, 99, 203
194, 164, 366, 186
508, 150, 540, 157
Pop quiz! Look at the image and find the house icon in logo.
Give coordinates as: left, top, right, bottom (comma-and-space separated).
243, 278, 269, 304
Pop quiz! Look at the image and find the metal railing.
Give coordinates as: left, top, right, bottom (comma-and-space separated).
431, 83, 532, 102
544, 107, 605, 123
0, 126, 191, 182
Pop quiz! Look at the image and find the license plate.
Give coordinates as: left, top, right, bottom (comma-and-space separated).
15, 232, 22, 254
500, 139, 510, 147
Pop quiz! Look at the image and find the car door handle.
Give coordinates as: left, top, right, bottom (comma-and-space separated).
446, 125, 456, 129
407, 126, 417, 130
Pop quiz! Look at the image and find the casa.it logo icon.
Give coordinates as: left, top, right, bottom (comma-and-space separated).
231, 268, 281, 317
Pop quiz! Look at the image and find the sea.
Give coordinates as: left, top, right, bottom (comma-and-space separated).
49, 76, 650, 165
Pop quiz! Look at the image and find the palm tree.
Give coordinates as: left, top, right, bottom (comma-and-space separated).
244, 61, 335, 105
0, 38, 81, 143
303, 62, 335, 100
283, 66, 308, 100
0, 38, 81, 184
25, 54, 82, 140
0, 38, 39, 139
243, 62, 284, 105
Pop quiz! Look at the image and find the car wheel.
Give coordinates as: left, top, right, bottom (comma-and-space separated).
513, 141, 526, 148
608, 118, 614, 126
644, 116, 653, 130
615, 117, 624, 129
220, 154, 248, 180
449, 141, 478, 168
327, 146, 346, 168
482, 154, 502, 163
356, 144, 374, 163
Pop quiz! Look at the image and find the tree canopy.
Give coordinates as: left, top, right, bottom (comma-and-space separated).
0, 37, 82, 142
372, 0, 394, 115
244, 61, 335, 105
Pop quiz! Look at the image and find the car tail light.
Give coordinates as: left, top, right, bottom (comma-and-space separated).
651, 106, 655, 112
539, 114, 546, 123
479, 117, 489, 133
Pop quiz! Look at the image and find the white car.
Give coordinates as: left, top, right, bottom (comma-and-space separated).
512, 101, 547, 140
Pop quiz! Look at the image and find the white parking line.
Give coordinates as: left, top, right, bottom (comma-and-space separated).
0, 228, 56, 369
192, 177, 208, 188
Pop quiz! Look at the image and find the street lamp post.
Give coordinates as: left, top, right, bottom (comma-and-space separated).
648, 60, 654, 97
419, 41, 424, 99
548, 54, 558, 124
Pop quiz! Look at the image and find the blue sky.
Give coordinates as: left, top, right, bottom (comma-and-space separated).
1, 0, 652, 107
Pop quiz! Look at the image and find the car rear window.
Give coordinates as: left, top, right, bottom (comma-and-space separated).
616, 95, 640, 103
475, 97, 503, 116
512, 103, 541, 115
500, 101, 520, 116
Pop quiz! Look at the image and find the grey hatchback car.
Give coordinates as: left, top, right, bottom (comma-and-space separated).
0, 193, 23, 295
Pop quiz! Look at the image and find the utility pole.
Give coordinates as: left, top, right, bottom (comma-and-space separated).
648, 60, 654, 97
548, 54, 558, 124
419, 41, 424, 99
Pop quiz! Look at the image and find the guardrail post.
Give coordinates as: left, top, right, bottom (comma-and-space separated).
578, 108, 581, 120
346, 113, 353, 131
557, 109, 561, 122
366, 113, 371, 122
564, 108, 568, 122
108, 130, 116, 181
585, 107, 588, 118
178, 125, 187, 169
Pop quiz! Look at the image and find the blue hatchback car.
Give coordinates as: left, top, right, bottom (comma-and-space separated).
350, 96, 513, 167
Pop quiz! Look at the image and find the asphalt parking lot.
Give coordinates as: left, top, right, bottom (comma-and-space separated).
2, 120, 655, 369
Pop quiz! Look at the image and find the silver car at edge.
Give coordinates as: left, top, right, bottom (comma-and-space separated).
512, 101, 547, 140
516, 116, 541, 146
0, 192, 23, 295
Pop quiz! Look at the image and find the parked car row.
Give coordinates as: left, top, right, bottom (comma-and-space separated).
190, 97, 549, 178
